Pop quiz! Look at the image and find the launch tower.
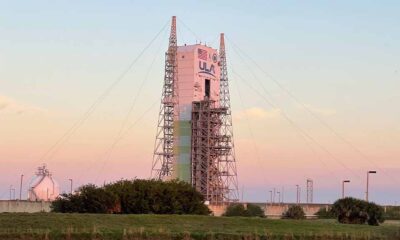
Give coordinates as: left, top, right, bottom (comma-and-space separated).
152, 17, 238, 204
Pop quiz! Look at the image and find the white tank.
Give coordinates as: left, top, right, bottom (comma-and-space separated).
28, 165, 60, 201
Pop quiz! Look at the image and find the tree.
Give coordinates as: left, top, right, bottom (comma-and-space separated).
316, 207, 335, 219
223, 203, 265, 217
223, 204, 246, 217
51, 184, 117, 213
246, 204, 265, 217
331, 197, 385, 226
51, 179, 210, 215
283, 205, 305, 219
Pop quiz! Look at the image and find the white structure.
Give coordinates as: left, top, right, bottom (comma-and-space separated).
28, 165, 60, 201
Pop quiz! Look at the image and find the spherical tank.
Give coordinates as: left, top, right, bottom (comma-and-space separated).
28, 165, 60, 201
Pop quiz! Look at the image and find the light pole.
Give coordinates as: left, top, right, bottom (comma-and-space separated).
69, 179, 73, 194
273, 188, 276, 203
277, 191, 281, 204
296, 185, 300, 204
342, 180, 350, 198
9, 185, 16, 200
366, 171, 376, 202
269, 190, 273, 205
9, 185, 13, 200
19, 174, 24, 200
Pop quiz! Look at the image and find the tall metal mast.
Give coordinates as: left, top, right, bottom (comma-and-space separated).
219, 33, 239, 202
306, 178, 314, 203
151, 16, 178, 180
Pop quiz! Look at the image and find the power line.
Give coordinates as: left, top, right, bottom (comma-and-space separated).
232, 69, 361, 180
92, 29, 169, 184
36, 20, 169, 166
226, 36, 399, 185
93, 99, 159, 184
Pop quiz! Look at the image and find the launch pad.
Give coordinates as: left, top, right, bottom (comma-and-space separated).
151, 17, 238, 204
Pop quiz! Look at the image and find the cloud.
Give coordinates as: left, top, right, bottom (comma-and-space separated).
0, 95, 46, 115
234, 107, 280, 121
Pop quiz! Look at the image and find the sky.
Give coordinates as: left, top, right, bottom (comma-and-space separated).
0, 0, 399, 204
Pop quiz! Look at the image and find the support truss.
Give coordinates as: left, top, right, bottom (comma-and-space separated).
151, 16, 178, 180
217, 33, 239, 203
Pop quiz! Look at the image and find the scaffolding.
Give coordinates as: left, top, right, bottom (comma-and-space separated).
191, 100, 230, 204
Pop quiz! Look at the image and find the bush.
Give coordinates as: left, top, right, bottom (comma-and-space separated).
331, 197, 385, 226
51, 179, 210, 215
283, 205, 305, 219
384, 206, 400, 220
246, 204, 265, 217
223, 204, 246, 217
223, 203, 265, 217
316, 207, 335, 219
51, 184, 117, 213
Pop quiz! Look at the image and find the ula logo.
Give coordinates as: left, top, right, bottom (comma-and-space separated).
199, 61, 215, 77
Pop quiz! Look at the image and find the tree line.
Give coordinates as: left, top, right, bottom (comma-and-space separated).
51, 179, 210, 215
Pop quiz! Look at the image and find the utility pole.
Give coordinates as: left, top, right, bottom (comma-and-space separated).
282, 186, 284, 204
277, 191, 281, 204
306, 178, 313, 204
273, 188, 276, 203
69, 178, 73, 194
19, 174, 24, 200
366, 171, 376, 202
296, 185, 299, 204
342, 180, 350, 198
269, 190, 273, 205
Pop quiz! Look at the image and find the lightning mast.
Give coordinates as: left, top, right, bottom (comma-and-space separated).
151, 16, 179, 179
218, 33, 239, 202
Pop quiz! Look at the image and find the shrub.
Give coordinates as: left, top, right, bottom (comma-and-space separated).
51, 179, 210, 215
384, 206, 400, 220
223, 203, 265, 217
331, 197, 385, 226
316, 207, 335, 219
51, 184, 117, 213
246, 204, 265, 217
283, 205, 305, 219
223, 204, 246, 217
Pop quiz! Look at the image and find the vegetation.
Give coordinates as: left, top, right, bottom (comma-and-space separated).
283, 205, 305, 219
384, 206, 400, 220
331, 197, 385, 226
316, 207, 335, 219
1, 213, 399, 240
223, 203, 264, 217
51, 179, 210, 215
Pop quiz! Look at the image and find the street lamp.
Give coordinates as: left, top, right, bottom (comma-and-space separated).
277, 191, 281, 204
19, 174, 24, 200
9, 185, 15, 200
342, 180, 350, 198
296, 185, 300, 204
69, 179, 73, 194
273, 188, 276, 203
269, 190, 273, 205
366, 171, 377, 202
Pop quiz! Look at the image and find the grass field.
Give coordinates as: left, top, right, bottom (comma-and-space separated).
0, 213, 399, 240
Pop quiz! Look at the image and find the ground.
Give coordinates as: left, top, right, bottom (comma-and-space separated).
0, 213, 399, 239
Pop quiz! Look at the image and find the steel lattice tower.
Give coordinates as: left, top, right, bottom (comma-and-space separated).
151, 16, 179, 180
151, 18, 238, 205
218, 33, 239, 202
306, 178, 313, 203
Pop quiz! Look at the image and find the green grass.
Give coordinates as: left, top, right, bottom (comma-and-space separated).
0, 213, 399, 240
